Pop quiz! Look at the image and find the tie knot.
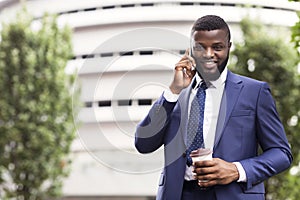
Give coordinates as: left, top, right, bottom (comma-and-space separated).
200, 81, 208, 90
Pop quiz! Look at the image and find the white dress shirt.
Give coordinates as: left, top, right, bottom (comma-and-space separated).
164, 68, 246, 182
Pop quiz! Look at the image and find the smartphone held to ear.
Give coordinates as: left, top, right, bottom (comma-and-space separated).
188, 48, 196, 71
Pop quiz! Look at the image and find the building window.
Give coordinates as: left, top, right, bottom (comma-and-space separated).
84, 7, 97, 12
138, 99, 152, 105
120, 51, 134, 56
100, 52, 113, 57
180, 2, 194, 6
121, 4, 135, 8
141, 3, 154, 7
140, 51, 153, 55
102, 5, 115, 9
85, 102, 93, 107
118, 100, 132, 106
99, 101, 111, 107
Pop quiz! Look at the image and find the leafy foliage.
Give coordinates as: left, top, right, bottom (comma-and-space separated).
0, 10, 78, 199
230, 17, 300, 200
290, 0, 300, 53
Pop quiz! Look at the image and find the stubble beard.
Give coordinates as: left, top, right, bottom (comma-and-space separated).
195, 55, 229, 81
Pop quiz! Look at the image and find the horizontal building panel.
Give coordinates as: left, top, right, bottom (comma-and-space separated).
57, 5, 298, 28
78, 70, 172, 101
68, 53, 182, 74
2, 0, 299, 19
78, 106, 154, 123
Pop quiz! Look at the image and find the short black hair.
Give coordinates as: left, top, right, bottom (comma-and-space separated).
191, 15, 231, 42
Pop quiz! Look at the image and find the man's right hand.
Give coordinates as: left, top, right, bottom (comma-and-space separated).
169, 49, 196, 94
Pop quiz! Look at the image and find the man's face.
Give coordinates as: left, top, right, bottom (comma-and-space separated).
191, 29, 231, 81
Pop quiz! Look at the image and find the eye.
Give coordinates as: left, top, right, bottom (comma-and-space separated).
193, 44, 205, 51
213, 45, 225, 51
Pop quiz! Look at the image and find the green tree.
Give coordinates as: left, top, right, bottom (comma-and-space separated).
230, 18, 300, 199
0, 10, 78, 199
289, 0, 300, 52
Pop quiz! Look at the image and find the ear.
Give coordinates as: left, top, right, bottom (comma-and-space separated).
228, 41, 232, 49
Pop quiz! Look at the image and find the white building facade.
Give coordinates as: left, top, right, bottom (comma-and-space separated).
0, 0, 299, 199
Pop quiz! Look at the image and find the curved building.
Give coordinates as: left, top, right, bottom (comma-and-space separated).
0, 0, 299, 199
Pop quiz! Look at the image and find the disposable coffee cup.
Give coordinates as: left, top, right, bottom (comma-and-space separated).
190, 148, 212, 164
190, 148, 213, 183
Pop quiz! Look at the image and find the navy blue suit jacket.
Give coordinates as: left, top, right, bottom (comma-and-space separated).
135, 70, 292, 200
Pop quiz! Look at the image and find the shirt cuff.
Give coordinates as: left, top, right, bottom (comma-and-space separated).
233, 162, 247, 182
163, 89, 179, 102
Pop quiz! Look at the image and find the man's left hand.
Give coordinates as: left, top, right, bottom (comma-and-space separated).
193, 158, 240, 187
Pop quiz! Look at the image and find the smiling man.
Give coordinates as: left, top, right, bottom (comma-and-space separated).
135, 15, 292, 200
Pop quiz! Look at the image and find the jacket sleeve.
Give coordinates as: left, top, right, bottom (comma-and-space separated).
135, 93, 176, 154
240, 83, 293, 190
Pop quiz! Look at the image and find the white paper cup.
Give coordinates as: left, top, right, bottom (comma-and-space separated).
190, 148, 213, 163
191, 152, 212, 163
190, 148, 213, 183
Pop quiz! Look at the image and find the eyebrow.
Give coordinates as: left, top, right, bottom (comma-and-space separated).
194, 41, 226, 45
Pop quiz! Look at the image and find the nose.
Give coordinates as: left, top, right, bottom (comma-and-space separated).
204, 47, 214, 58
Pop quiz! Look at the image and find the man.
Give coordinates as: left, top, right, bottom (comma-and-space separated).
135, 15, 292, 200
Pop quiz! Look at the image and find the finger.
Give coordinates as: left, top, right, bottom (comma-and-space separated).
184, 69, 193, 78
177, 60, 191, 66
178, 49, 195, 68
198, 179, 217, 188
174, 65, 190, 78
175, 63, 190, 71
184, 64, 196, 77
194, 167, 214, 176
174, 65, 184, 71
194, 160, 214, 168
196, 173, 216, 181
177, 49, 189, 62
175, 63, 191, 73
176, 60, 194, 72
184, 48, 189, 56
175, 55, 195, 78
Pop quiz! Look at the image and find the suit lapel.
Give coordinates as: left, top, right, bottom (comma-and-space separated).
214, 71, 243, 149
178, 79, 194, 147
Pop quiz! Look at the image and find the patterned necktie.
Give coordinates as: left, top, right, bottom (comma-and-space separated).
186, 81, 207, 166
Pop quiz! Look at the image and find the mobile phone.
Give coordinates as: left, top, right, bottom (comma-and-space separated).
189, 48, 195, 71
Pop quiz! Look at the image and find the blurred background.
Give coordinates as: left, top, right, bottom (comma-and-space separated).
0, 0, 299, 199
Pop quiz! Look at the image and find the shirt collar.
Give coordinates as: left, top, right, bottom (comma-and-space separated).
194, 67, 228, 89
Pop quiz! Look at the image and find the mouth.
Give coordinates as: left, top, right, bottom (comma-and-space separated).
202, 60, 218, 70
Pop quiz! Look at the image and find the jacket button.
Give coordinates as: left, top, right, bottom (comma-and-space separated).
182, 153, 186, 158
